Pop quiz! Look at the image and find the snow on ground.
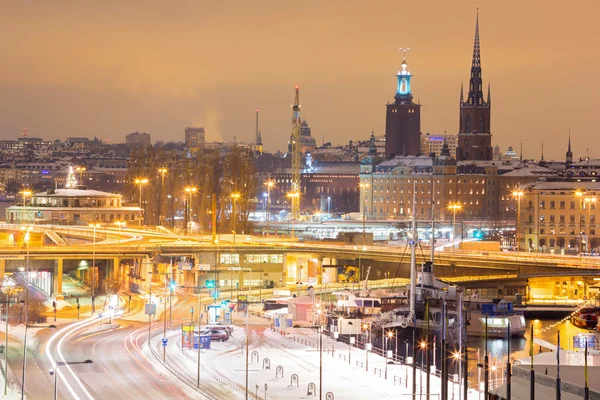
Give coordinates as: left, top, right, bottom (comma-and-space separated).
147, 329, 244, 399
0, 319, 70, 352
176, 320, 482, 400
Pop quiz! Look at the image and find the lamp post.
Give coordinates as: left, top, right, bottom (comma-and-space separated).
114, 221, 126, 277
50, 359, 93, 400
20, 191, 32, 223
184, 187, 198, 235
22, 324, 55, 400
386, 330, 393, 380
362, 322, 371, 371
317, 309, 323, 400
286, 192, 299, 237
76, 166, 86, 182
230, 192, 241, 247
576, 190, 584, 254
512, 191, 524, 252
135, 178, 148, 227
158, 168, 167, 226
20, 226, 32, 326
420, 341, 427, 400
360, 183, 369, 241
327, 196, 331, 217
1, 277, 15, 397
265, 180, 274, 235
452, 351, 461, 400
448, 203, 462, 246
585, 197, 596, 254
89, 223, 100, 314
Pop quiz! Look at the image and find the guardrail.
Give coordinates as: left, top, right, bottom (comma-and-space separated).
148, 328, 260, 400
178, 338, 261, 400
147, 329, 212, 400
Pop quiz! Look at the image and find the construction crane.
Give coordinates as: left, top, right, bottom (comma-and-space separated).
290, 86, 301, 221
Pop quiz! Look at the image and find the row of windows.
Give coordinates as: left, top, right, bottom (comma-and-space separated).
219, 254, 284, 265
539, 200, 597, 210
539, 215, 594, 223
366, 178, 488, 185
538, 228, 596, 235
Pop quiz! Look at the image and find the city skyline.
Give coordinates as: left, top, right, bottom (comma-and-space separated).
0, 1, 597, 160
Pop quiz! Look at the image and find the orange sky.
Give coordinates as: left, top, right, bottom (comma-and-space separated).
0, 0, 597, 160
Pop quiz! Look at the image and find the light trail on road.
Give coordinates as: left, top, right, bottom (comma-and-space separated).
46, 315, 108, 400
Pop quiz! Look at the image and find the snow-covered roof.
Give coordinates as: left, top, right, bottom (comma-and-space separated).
34, 188, 122, 198
522, 181, 600, 191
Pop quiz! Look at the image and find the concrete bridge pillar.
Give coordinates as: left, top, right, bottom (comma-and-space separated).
112, 258, 120, 280
54, 258, 63, 296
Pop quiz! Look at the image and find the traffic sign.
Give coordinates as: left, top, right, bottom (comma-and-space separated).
211, 290, 220, 299
145, 303, 157, 315
162, 338, 168, 347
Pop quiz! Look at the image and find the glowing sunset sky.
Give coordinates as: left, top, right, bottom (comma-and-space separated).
0, 0, 597, 160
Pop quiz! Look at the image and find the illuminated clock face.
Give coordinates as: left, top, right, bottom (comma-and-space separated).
464, 138, 470, 145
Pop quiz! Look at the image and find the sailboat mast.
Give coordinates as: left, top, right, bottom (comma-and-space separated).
430, 180, 435, 263
410, 180, 417, 316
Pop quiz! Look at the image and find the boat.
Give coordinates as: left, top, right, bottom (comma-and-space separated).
468, 298, 526, 338
571, 307, 600, 329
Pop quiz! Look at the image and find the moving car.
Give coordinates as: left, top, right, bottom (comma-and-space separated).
200, 329, 229, 342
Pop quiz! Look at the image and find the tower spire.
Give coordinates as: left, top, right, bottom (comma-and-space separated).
460, 81, 464, 103
467, 9, 484, 106
487, 80, 491, 103
394, 48, 414, 104
541, 140, 544, 161
255, 109, 260, 144
520, 140, 523, 161
566, 130, 573, 164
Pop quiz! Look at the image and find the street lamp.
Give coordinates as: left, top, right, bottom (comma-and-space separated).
1, 277, 16, 397
420, 341, 427, 399
20, 190, 32, 223
385, 330, 394, 379
184, 187, 198, 235
286, 192, 300, 237
50, 359, 93, 400
362, 322, 372, 372
89, 223, 101, 314
114, 221, 126, 274
512, 191, 524, 252
452, 351, 461, 400
158, 168, 168, 226
360, 183, 369, 242
585, 197, 597, 254
22, 324, 56, 400
327, 196, 331, 217
265, 180, 275, 235
448, 203, 462, 246
576, 190, 585, 254
231, 192, 241, 246
135, 178, 149, 227
20, 226, 32, 325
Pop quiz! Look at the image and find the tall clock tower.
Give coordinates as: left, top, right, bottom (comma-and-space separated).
384, 51, 421, 159
457, 12, 493, 162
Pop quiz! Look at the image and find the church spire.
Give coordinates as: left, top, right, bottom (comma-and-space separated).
566, 130, 573, 164
487, 80, 491, 103
460, 81, 464, 103
467, 9, 484, 106
541, 140, 544, 162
